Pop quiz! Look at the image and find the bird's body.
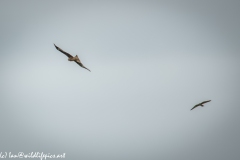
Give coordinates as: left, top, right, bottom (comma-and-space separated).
54, 44, 91, 72
191, 100, 211, 110
68, 56, 78, 61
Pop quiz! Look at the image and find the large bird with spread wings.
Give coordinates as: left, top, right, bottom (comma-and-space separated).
191, 100, 211, 110
54, 44, 91, 72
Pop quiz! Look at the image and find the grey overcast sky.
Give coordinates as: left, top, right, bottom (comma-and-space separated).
0, 0, 240, 160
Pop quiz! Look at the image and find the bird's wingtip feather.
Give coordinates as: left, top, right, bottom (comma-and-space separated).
53, 43, 58, 49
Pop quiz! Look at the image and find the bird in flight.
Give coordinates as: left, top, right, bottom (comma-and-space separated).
54, 44, 91, 72
190, 100, 211, 110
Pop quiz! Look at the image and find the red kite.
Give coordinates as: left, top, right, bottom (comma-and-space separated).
191, 100, 211, 110
54, 44, 91, 72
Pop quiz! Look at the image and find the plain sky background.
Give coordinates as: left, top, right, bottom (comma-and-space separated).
0, 0, 240, 160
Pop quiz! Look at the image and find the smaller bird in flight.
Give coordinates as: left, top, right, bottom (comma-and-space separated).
191, 100, 211, 110
54, 44, 91, 72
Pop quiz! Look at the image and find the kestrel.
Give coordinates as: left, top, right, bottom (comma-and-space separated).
54, 44, 91, 72
191, 100, 211, 110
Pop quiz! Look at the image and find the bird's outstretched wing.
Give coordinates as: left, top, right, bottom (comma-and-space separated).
54, 44, 73, 58
190, 104, 199, 110
75, 61, 91, 72
201, 100, 211, 104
